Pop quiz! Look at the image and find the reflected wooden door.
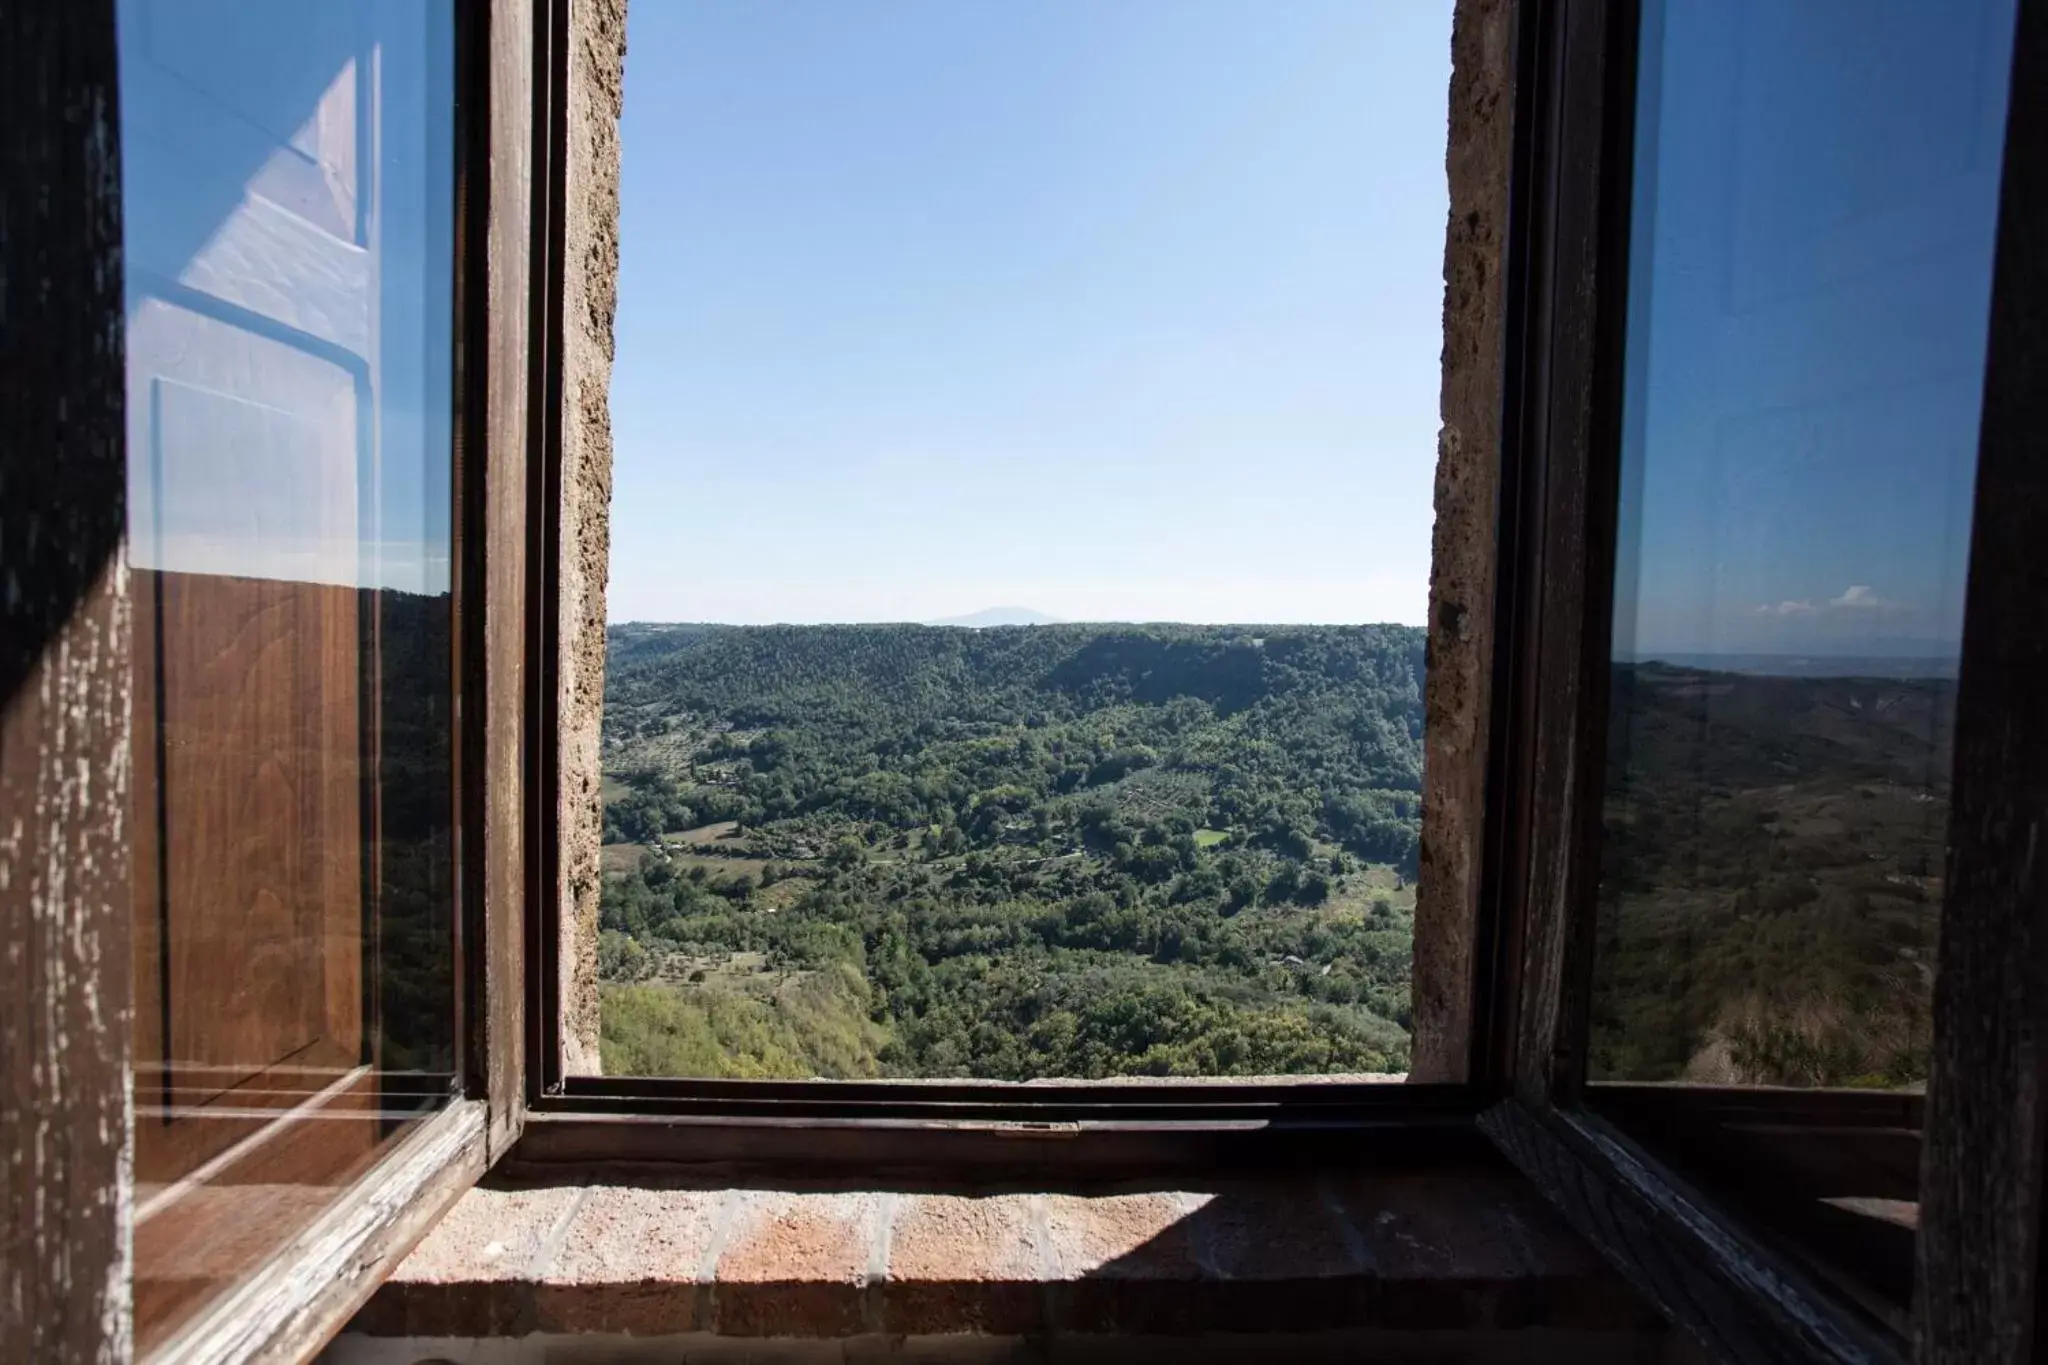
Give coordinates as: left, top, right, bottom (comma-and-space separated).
124, 3, 383, 1186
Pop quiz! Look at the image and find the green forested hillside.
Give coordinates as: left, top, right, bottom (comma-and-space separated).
597, 622, 1426, 1079
1590, 663, 1953, 1088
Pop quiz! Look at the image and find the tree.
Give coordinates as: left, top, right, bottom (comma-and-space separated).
598, 930, 651, 981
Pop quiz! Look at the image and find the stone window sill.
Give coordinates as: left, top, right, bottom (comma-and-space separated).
332, 1171, 1669, 1351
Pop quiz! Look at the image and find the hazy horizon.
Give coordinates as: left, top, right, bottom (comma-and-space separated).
610, 608, 1420, 628
608, 616, 1961, 680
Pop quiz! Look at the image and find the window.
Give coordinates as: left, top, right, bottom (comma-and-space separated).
8, 1, 2048, 1362
4, 1, 532, 1359
588, 0, 1450, 1084
118, 1, 461, 1346
1482, 1, 2048, 1362
1584, 0, 2015, 1326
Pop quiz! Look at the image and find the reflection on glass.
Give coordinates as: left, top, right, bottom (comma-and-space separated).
119, 1, 457, 1350
1587, 0, 2015, 1318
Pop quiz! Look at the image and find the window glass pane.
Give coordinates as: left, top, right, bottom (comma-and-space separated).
594, 1, 1449, 1080
118, 1, 459, 1349
1589, 0, 2016, 1321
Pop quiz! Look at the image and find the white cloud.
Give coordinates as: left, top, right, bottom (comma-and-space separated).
1827, 585, 1898, 612
1753, 586, 1905, 619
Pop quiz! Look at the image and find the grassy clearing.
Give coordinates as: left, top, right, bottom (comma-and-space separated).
600, 842, 647, 875
1350, 862, 1416, 904
669, 820, 742, 846
649, 947, 774, 987
757, 878, 809, 911
1318, 864, 1417, 923
668, 852, 775, 882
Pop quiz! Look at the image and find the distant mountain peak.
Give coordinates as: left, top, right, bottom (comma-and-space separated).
925, 606, 1060, 629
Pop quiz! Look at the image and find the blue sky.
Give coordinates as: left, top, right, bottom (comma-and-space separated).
607, 0, 1452, 625
1612, 0, 2015, 661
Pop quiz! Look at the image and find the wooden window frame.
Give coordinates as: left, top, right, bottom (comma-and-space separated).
2, 0, 537, 1359
507, 0, 1515, 1183
3, 6, 134, 1360
1475, 4, 2048, 1365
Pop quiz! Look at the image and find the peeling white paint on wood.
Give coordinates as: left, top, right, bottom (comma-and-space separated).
2, 5, 135, 1361
151, 1103, 487, 1365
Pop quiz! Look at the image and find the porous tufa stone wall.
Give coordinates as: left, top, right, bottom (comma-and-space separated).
1412, 0, 1514, 1083
557, 0, 627, 1075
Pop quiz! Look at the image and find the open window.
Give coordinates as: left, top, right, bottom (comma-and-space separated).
5, 1, 2047, 1362
1481, 1, 2048, 1362
6, 0, 535, 1358
539, 0, 1451, 1107
122, 2, 463, 1344
520, 0, 2048, 1360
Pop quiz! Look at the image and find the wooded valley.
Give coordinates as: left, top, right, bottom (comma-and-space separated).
597, 621, 1426, 1079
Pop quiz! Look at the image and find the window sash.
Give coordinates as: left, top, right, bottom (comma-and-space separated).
1480, 4, 2048, 1365
0, 0, 536, 1358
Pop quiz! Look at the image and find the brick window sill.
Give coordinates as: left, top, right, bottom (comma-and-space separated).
331, 1171, 1671, 1353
